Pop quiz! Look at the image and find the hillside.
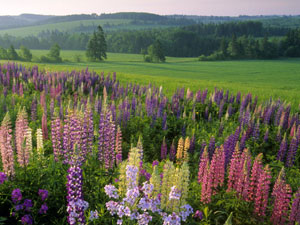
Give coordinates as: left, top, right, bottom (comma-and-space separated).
0, 12, 299, 38
0, 14, 53, 30
0, 12, 196, 37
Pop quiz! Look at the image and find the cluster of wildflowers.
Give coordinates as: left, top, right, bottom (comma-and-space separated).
66, 159, 88, 225
15, 108, 30, 167
104, 147, 193, 224
10, 188, 49, 224
0, 171, 7, 184
270, 168, 292, 225
0, 113, 15, 176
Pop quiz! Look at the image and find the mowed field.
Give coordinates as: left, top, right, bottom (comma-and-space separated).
2, 49, 300, 107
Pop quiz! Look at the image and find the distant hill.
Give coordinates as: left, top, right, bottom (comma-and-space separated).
0, 12, 299, 38
168, 14, 300, 28
0, 12, 196, 37
0, 14, 53, 29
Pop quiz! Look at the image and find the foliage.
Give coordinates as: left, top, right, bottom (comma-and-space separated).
20, 46, 33, 62
146, 40, 165, 63
0, 62, 299, 224
7, 45, 19, 60
86, 25, 107, 61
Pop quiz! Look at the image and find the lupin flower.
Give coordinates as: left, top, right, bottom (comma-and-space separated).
163, 212, 181, 225
169, 186, 181, 200
42, 112, 48, 140
271, 168, 292, 225
0, 172, 7, 184
39, 203, 48, 214
0, 113, 15, 176
161, 137, 168, 160
264, 128, 269, 142
286, 136, 298, 167
277, 133, 287, 162
248, 153, 263, 201
21, 214, 33, 225
169, 140, 176, 161
201, 160, 212, 204
210, 146, 225, 193
227, 144, 241, 192
115, 126, 123, 165
183, 137, 190, 161
31, 97, 37, 121
126, 165, 139, 190
104, 184, 119, 199
175, 162, 190, 206
160, 161, 175, 210
66, 162, 87, 225
36, 128, 44, 157
289, 187, 300, 224
12, 188, 22, 204
150, 165, 161, 198
236, 159, 250, 201
137, 135, 144, 160
208, 137, 215, 159
25, 128, 32, 157
51, 115, 62, 161
38, 189, 49, 201
176, 138, 184, 160
15, 108, 30, 167
198, 147, 209, 184
253, 120, 260, 140
253, 165, 271, 217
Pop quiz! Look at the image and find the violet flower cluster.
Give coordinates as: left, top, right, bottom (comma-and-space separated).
104, 164, 193, 225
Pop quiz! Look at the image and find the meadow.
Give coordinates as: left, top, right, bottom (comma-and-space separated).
0, 50, 300, 224
0, 19, 178, 37
3, 49, 300, 108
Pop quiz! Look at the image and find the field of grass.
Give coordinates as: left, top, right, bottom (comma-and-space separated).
2, 49, 300, 108
0, 19, 178, 37
0, 19, 132, 36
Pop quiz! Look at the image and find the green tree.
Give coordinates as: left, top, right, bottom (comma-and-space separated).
7, 45, 18, 60
86, 25, 107, 61
227, 34, 241, 59
0, 47, 8, 59
148, 40, 165, 62
20, 45, 32, 62
260, 36, 278, 59
220, 37, 228, 57
141, 48, 147, 61
48, 43, 62, 62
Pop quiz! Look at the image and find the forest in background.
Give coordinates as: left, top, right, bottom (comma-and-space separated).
0, 13, 300, 59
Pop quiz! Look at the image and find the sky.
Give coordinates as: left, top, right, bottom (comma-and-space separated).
0, 0, 299, 16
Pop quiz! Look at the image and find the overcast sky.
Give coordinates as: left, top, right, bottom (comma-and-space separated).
0, 0, 299, 16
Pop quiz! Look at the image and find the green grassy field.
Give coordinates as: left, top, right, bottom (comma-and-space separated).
0, 19, 178, 37
0, 19, 132, 36
2, 50, 300, 108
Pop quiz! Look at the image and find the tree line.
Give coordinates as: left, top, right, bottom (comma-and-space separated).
199, 29, 300, 60
0, 21, 291, 56
0, 22, 299, 61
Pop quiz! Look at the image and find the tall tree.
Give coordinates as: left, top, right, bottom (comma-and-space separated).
48, 43, 62, 62
148, 40, 165, 62
227, 34, 240, 59
86, 25, 107, 61
7, 45, 18, 60
20, 45, 32, 62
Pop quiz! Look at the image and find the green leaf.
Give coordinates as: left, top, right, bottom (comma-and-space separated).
203, 206, 209, 218
224, 212, 233, 225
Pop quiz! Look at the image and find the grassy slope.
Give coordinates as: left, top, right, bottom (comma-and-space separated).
0, 18, 179, 37
2, 50, 300, 107
0, 19, 131, 36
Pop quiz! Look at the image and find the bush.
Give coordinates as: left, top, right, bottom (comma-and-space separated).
144, 55, 152, 62
73, 54, 82, 63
